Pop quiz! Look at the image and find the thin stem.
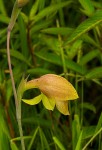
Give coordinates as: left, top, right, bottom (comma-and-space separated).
27, 24, 36, 65
80, 80, 84, 127
7, 31, 18, 107
56, 19, 67, 77
98, 131, 102, 150
56, 19, 72, 130
82, 127, 102, 150
7, 30, 25, 150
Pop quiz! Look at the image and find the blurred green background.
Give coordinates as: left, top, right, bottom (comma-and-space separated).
0, 0, 102, 149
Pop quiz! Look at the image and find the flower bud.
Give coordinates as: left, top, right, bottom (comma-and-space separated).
17, 0, 29, 8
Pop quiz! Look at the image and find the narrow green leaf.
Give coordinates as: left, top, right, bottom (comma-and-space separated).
10, 136, 32, 142
0, 49, 31, 67
21, 12, 28, 23
27, 68, 54, 75
31, 20, 52, 34
0, 28, 7, 36
92, 79, 102, 86
53, 136, 66, 150
6, 79, 13, 103
0, 0, 7, 15
0, 29, 7, 45
23, 117, 52, 127
22, 94, 42, 105
79, 102, 96, 113
32, 1, 72, 23
82, 127, 102, 150
79, 0, 94, 16
39, 127, 50, 150
0, 105, 10, 138
35, 50, 87, 75
39, 34, 60, 53
0, 105, 10, 150
28, 127, 39, 150
38, 0, 46, 11
79, 50, 100, 65
0, 15, 10, 24
18, 14, 29, 57
29, 0, 39, 19
65, 10, 102, 45
92, 1, 102, 9
67, 40, 82, 59
75, 131, 83, 150
72, 115, 81, 150
82, 126, 96, 139
85, 67, 102, 79
41, 27, 73, 35
82, 34, 100, 48
95, 113, 102, 133
10, 141, 19, 150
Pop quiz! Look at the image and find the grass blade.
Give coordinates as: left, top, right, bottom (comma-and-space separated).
28, 126, 39, 150
65, 10, 102, 45
53, 136, 66, 150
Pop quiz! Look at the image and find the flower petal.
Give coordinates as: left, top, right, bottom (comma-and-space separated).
22, 94, 42, 105
41, 93, 55, 110
55, 100, 70, 115
35, 74, 79, 101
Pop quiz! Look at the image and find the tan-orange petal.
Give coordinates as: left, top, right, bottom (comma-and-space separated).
55, 100, 69, 115
33, 74, 78, 101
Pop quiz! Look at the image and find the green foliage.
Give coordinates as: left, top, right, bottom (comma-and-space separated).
10, 141, 19, 150
64, 10, 102, 45
79, 0, 95, 16
0, 105, 10, 150
0, 0, 102, 149
53, 136, 66, 150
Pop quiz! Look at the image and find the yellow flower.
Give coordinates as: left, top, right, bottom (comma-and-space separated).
22, 74, 78, 115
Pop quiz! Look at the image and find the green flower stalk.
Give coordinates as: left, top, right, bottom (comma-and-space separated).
20, 74, 78, 115
7, 1, 29, 149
